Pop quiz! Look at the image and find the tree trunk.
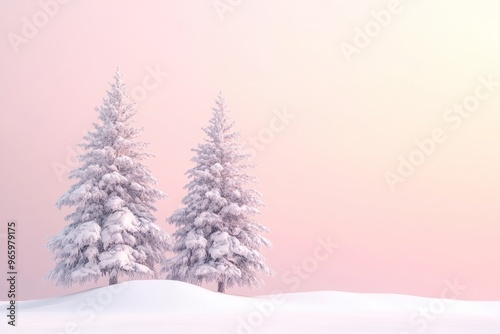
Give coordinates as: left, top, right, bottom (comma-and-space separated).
217, 280, 226, 293
109, 274, 118, 285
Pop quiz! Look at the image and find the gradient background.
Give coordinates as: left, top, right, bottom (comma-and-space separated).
1, 0, 499, 301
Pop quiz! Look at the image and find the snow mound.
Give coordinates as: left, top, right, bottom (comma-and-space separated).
1, 280, 500, 334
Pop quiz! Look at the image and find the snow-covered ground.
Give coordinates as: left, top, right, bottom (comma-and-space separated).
2, 280, 500, 333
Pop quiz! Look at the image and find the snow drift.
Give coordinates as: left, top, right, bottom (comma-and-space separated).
1, 280, 500, 334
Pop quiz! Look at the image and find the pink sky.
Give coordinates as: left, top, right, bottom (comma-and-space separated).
1, 0, 499, 301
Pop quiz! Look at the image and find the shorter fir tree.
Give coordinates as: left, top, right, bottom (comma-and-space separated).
164, 93, 272, 292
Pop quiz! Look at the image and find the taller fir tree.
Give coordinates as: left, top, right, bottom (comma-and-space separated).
164, 93, 272, 293
47, 69, 170, 286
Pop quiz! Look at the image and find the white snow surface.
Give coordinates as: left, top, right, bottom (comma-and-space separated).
2, 280, 499, 334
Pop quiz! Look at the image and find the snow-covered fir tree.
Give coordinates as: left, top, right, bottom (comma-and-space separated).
47, 69, 170, 286
163, 93, 272, 293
